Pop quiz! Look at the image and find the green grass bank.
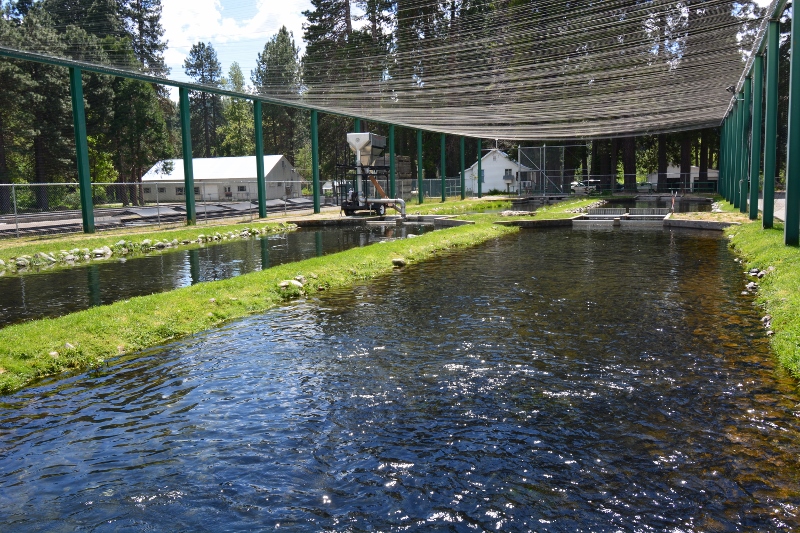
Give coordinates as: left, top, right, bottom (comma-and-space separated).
0, 220, 297, 273
0, 219, 518, 394
726, 217, 800, 380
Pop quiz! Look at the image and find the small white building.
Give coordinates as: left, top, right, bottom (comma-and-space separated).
141, 155, 303, 202
645, 165, 719, 191
464, 149, 530, 194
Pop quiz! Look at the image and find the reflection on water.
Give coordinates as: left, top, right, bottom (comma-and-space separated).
606, 197, 712, 212
0, 224, 431, 327
1, 228, 798, 531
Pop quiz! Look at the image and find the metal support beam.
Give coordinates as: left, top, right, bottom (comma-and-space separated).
254, 101, 267, 218
460, 137, 466, 200
477, 139, 482, 198
389, 125, 396, 198
440, 133, 446, 202
740, 81, 751, 214
763, 20, 780, 229
749, 56, 764, 220
720, 120, 727, 198
354, 118, 360, 133
311, 109, 320, 214
732, 102, 742, 208
69, 67, 94, 233
417, 129, 424, 204
787, 8, 800, 244
178, 87, 196, 225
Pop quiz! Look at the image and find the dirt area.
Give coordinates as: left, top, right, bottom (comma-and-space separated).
670, 211, 751, 224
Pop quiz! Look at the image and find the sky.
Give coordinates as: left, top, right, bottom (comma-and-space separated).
161, 0, 313, 96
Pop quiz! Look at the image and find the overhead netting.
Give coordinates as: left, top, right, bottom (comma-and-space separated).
0, 0, 772, 140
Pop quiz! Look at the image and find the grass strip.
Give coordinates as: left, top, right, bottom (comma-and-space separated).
0, 221, 295, 274
405, 197, 512, 215
0, 220, 517, 394
726, 215, 800, 380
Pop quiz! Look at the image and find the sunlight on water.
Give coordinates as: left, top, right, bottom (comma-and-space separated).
1, 227, 799, 531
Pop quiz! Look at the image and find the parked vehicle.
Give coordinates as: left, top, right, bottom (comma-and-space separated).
571, 180, 598, 194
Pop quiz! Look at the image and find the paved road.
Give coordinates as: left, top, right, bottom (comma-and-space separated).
757, 198, 786, 222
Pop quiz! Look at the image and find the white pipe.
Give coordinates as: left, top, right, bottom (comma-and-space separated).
366, 198, 406, 218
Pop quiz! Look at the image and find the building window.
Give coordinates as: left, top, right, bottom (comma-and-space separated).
158, 187, 166, 194
143, 187, 151, 194
224, 186, 231, 193
176, 187, 184, 195
237, 185, 247, 192
194, 187, 200, 194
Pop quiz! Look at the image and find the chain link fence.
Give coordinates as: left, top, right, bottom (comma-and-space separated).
0, 181, 313, 238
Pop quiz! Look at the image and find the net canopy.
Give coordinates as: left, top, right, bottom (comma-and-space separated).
0, 0, 771, 140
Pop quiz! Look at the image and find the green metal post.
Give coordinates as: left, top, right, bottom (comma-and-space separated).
254, 100, 267, 218
417, 129, 423, 204
477, 139, 483, 198
311, 109, 320, 214
178, 87, 196, 225
460, 137, 466, 199
389, 124, 396, 198
720, 120, 727, 198
725, 118, 732, 198
786, 7, 800, 245
764, 19, 780, 229
354, 118, 361, 133
730, 100, 744, 209
749, 57, 764, 220
440, 133, 446, 202
69, 67, 95, 233
740, 81, 751, 214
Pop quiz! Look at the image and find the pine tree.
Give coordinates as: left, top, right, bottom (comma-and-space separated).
184, 42, 223, 158
111, 77, 172, 205
252, 27, 301, 163
120, 0, 169, 76
219, 62, 254, 156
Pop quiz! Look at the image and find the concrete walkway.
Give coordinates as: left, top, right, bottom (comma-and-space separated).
757, 198, 786, 222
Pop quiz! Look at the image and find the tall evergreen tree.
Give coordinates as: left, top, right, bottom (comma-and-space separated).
252, 27, 301, 163
184, 42, 223, 158
111, 76, 172, 205
219, 62, 254, 157
120, 0, 168, 76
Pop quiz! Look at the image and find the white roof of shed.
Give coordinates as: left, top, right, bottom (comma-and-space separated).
141, 156, 290, 182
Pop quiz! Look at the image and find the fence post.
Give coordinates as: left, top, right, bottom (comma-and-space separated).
440, 133, 446, 202
761, 20, 780, 229
389, 124, 396, 198
254, 100, 267, 218
155, 184, 161, 226
763, 19, 779, 229
786, 4, 800, 245
69, 67, 95, 233
460, 137, 466, 200
750, 56, 764, 220
417, 129, 424, 204
12, 184, 19, 238
311, 109, 320, 214
740, 78, 751, 214
179, 87, 196, 225
477, 139, 483, 198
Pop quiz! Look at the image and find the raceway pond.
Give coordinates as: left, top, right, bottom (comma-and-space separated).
0, 224, 433, 328
1, 227, 800, 531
